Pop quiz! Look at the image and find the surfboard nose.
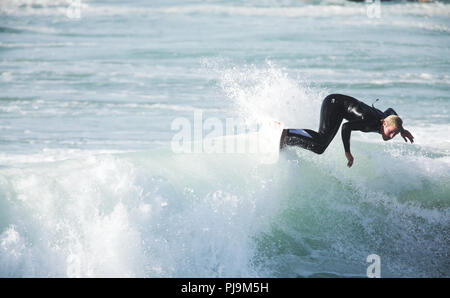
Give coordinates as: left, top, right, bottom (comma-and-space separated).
280, 129, 288, 150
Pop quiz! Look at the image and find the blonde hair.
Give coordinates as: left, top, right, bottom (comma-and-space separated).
383, 115, 403, 132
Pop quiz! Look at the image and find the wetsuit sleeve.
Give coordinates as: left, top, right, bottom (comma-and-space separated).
341, 120, 368, 153
384, 108, 398, 116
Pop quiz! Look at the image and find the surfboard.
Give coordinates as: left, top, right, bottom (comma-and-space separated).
180, 119, 285, 164
256, 119, 285, 164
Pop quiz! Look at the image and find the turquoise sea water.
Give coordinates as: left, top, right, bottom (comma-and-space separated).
0, 0, 449, 277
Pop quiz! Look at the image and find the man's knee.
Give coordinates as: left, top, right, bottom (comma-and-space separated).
314, 147, 326, 155
311, 144, 327, 154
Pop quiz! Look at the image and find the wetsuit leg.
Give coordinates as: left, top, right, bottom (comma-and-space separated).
284, 94, 345, 154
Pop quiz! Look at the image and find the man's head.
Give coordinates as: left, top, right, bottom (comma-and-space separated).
381, 115, 403, 141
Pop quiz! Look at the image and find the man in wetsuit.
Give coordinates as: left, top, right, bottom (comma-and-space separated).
279, 94, 415, 167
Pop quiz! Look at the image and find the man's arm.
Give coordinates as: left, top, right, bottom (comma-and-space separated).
383, 108, 398, 116
341, 120, 368, 167
400, 129, 414, 143
341, 120, 367, 154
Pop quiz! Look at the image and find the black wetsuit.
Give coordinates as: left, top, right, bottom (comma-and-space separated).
284, 94, 398, 154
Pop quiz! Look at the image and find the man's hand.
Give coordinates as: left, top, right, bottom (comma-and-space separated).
400, 129, 414, 143
345, 152, 354, 168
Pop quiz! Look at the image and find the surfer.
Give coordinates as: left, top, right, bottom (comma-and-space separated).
279, 94, 414, 167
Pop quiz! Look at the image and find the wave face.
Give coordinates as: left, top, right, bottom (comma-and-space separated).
0, 144, 448, 277
1, 0, 449, 277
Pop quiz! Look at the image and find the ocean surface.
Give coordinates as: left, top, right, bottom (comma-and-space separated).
0, 0, 449, 277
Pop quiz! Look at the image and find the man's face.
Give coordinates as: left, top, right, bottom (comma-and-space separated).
382, 123, 399, 141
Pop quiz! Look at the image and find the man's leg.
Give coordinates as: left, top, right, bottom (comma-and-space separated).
282, 95, 344, 154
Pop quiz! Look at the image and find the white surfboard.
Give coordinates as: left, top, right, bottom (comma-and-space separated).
180, 119, 285, 164
256, 119, 285, 164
